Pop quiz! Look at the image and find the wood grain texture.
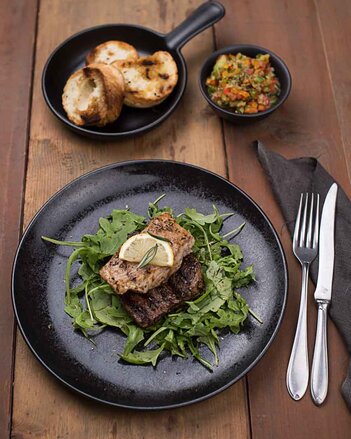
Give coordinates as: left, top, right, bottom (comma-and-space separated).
215, 0, 351, 438
314, 0, 351, 181
0, 1, 38, 438
11, 1, 250, 438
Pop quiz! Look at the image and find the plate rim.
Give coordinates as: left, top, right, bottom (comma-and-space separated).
12, 159, 288, 410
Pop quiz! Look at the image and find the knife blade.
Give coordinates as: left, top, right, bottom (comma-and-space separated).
311, 182, 338, 405
314, 183, 338, 302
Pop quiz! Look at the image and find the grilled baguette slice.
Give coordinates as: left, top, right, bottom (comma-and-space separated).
62, 63, 125, 127
113, 51, 178, 108
86, 40, 138, 65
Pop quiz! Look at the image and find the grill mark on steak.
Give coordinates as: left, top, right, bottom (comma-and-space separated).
120, 254, 204, 328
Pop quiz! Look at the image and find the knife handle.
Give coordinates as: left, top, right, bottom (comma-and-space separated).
311, 300, 329, 405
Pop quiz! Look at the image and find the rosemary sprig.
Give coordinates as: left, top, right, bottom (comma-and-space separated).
137, 244, 158, 269
147, 231, 171, 243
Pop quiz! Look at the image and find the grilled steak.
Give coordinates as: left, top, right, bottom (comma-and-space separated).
99, 213, 195, 294
120, 254, 204, 327
168, 253, 204, 298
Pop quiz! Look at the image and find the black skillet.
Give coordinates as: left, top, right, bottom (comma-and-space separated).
12, 160, 288, 409
42, 1, 225, 140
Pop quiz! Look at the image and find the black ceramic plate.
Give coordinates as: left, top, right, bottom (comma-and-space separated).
12, 161, 287, 409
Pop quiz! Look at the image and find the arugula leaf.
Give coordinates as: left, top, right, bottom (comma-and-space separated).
206, 261, 232, 301
41, 236, 85, 247
91, 289, 132, 329
73, 310, 100, 330
148, 194, 173, 218
198, 334, 219, 365
183, 207, 218, 225
64, 295, 83, 319
78, 262, 95, 281
120, 344, 165, 366
123, 325, 144, 355
90, 289, 112, 311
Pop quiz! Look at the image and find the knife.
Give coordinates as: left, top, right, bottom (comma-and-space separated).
310, 183, 338, 405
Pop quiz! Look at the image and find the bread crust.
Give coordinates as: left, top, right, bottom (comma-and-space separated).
86, 41, 138, 65
113, 51, 178, 108
62, 63, 125, 127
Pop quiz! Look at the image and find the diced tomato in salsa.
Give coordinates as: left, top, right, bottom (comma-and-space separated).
206, 53, 281, 114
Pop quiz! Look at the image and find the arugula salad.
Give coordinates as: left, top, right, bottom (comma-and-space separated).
43, 195, 259, 369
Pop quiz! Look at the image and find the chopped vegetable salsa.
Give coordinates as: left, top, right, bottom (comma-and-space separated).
206, 53, 281, 114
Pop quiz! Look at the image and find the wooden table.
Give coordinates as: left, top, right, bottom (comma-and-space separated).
1, 0, 350, 437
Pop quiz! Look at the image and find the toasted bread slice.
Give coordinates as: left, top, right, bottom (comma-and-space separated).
113, 51, 178, 108
86, 41, 138, 65
62, 63, 125, 127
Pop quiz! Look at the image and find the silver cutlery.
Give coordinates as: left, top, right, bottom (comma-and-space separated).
310, 183, 338, 405
287, 193, 320, 400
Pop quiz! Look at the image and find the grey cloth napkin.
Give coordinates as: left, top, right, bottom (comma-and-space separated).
256, 140, 351, 409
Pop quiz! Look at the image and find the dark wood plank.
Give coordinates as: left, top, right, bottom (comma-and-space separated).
215, 0, 351, 438
0, 1, 38, 437
11, 1, 250, 438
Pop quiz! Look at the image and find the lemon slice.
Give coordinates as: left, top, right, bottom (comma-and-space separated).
119, 233, 174, 267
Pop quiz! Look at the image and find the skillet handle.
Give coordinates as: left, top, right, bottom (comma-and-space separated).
164, 1, 225, 51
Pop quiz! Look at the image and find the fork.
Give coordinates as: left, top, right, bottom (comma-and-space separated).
286, 193, 320, 400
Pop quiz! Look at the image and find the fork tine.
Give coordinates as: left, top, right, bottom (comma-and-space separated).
313, 194, 320, 248
299, 193, 308, 247
306, 193, 314, 247
293, 194, 303, 246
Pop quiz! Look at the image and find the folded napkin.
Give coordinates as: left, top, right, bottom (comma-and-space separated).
256, 140, 351, 409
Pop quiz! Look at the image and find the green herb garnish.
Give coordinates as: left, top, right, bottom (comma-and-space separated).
147, 231, 171, 242
137, 244, 158, 269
